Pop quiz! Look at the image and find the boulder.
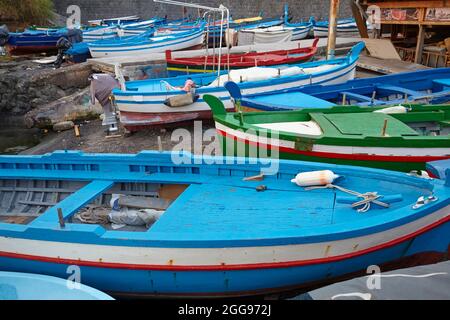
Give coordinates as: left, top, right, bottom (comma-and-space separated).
24, 87, 102, 129
53, 121, 75, 132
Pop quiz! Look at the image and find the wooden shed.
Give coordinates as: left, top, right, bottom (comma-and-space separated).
354, 0, 450, 67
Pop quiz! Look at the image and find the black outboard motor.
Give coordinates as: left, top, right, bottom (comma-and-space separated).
54, 37, 72, 68
0, 25, 9, 47
54, 29, 83, 68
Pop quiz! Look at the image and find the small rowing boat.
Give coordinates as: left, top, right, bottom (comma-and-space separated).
205, 94, 450, 172
166, 38, 319, 76
0, 151, 448, 297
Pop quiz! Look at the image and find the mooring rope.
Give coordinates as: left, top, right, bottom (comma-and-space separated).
305, 184, 390, 213
74, 205, 110, 225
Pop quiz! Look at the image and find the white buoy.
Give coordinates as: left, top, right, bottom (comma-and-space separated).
291, 170, 340, 187
374, 106, 408, 114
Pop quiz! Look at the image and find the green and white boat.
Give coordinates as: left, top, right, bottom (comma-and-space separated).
205, 95, 450, 172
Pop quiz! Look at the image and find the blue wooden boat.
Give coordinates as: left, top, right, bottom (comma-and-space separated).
70, 28, 156, 63
283, 5, 314, 40
120, 17, 166, 36
0, 272, 114, 300
88, 15, 141, 26
5, 29, 83, 54
0, 151, 448, 297
114, 42, 365, 130
82, 17, 165, 42
313, 17, 369, 37
225, 68, 450, 111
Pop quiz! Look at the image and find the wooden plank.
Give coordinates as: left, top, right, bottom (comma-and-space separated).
363, 1, 446, 8
351, 0, 369, 38
159, 184, 189, 201
363, 39, 401, 60
0, 216, 34, 224
0, 212, 41, 217
32, 180, 114, 223
18, 200, 56, 206
0, 187, 75, 193
357, 55, 430, 74
415, 25, 426, 64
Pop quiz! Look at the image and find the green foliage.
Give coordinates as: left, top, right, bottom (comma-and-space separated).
0, 0, 54, 25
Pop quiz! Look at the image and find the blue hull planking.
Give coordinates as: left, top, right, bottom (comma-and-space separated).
1, 223, 448, 297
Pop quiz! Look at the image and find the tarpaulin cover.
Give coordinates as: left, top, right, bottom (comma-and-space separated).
66, 42, 90, 56
293, 261, 450, 300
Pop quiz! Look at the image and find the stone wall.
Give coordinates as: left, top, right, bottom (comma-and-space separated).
53, 0, 352, 23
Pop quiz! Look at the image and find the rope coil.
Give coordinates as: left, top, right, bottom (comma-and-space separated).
305, 184, 390, 213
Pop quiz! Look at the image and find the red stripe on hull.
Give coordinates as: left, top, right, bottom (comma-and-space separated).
217, 129, 449, 163
0, 215, 449, 271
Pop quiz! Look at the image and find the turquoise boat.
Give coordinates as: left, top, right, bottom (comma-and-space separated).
0, 272, 114, 300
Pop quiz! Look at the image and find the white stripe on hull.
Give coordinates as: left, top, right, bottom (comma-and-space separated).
216, 122, 450, 157
0, 205, 448, 267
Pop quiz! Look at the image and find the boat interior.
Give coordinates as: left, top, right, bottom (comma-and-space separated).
0, 178, 188, 232
241, 106, 450, 138
126, 60, 345, 92
310, 81, 450, 106
0, 159, 438, 239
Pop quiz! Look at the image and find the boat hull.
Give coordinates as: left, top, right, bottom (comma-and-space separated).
6, 33, 66, 54
116, 58, 358, 129
88, 28, 205, 58
215, 122, 449, 172
166, 39, 319, 77
313, 26, 360, 38
0, 150, 448, 297
1, 216, 448, 297
120, 109, 220, 131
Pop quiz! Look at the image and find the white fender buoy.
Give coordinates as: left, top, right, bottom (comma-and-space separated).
291, 170, 340, 187
374, 106, 408, 114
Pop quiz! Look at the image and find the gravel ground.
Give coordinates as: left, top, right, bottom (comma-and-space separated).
22, 119, 218, 155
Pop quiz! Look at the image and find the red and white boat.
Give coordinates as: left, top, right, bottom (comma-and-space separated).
166, 38, 319, 76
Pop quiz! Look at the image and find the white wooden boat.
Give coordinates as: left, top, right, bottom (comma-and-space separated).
88, 24, 206, 58
113, 42, 365, 130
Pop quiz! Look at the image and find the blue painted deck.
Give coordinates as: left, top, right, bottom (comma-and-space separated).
0, 151, 443, 245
